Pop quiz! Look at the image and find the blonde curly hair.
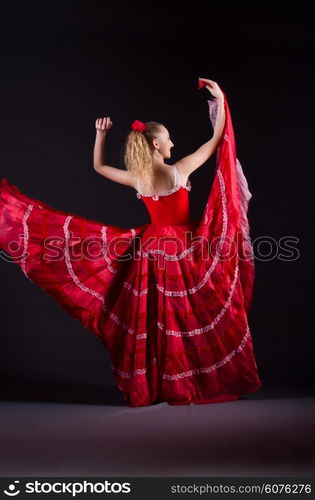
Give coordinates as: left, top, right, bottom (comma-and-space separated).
123, 121, 164, 193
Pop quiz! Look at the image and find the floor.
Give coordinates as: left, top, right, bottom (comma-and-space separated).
0, 383, 314, 477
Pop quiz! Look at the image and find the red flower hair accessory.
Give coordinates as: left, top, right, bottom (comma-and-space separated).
131, 120, 147, 132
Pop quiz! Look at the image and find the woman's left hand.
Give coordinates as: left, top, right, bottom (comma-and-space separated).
198, 78, 224, 100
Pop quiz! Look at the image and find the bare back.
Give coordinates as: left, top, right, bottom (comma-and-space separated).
135, 164, 188, 196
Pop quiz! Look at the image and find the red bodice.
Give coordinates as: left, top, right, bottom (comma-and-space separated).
136, 164, 192, 225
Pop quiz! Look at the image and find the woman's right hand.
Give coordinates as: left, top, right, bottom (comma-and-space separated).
95, 117, 113, 133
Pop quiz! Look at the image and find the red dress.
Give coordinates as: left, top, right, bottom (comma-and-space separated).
0, 95, 262, 407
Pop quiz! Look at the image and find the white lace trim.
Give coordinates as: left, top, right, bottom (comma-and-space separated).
100, 226, 137, 274
136, 165, 192, 200
101, 225, 117, 274
160, 264, 239, 336
236, 158, 254, 261
111, 358, 157, 379
162, 327, 250, 381
102, 304, 148, 341
136, 243, 197, 261
21, 203, 34, 279
63, 215, 105, 302
111, 326, 250, 379
136, 181, 192, 200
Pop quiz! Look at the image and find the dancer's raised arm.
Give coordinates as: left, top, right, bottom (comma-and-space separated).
93, 117, 135, 187
176, 79, 226, 178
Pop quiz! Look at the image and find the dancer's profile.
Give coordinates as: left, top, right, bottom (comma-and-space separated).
0, 78, 262, 407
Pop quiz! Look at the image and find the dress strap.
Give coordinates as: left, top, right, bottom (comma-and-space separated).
174, 164, 179, 188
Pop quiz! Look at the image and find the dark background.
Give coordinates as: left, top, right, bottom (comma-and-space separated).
0, 1, 314, 403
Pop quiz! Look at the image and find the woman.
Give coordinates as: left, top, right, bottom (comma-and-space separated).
0, 78, 262, 407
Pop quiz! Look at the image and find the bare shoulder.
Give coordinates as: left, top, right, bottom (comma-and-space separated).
174, 163, 189, 186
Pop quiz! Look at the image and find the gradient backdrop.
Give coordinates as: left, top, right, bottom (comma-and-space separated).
0, 2, 313, 403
